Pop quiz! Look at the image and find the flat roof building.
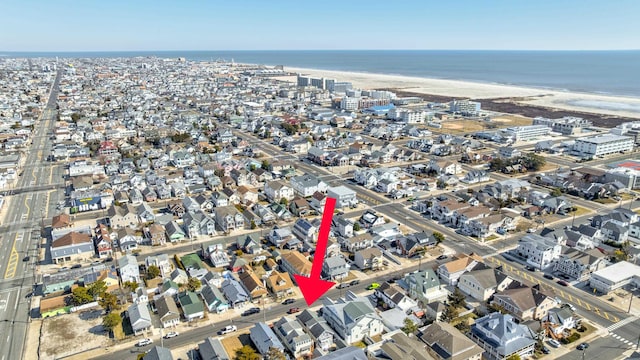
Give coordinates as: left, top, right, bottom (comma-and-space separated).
589, 261, 640, 294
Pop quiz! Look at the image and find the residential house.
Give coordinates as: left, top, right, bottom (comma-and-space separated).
267, 226, 296, 248
322, 256, 350, 281
404, 269, 449, 305
358, 210, 386, 229
281, 251, 313, 281
145, 254, 172, 277
396, 231, 437, 257
515, 234, 562, 270
116, 227, 141, 251
118, 254, 141, 284
165, 221, 186, 242
375, 282, 419, 312
213, 206, 245, 233
290, 196, 312, 217
142, 346, 174, 360
265, 180, 295, 202
146, 224, 167, 246
316, 347, 366, 360
266, 271, 295, 299
108, 204, 139, 229
458, 264, 514, 302
236, 234, 262, 255
94, 224, 112, 259
51, 231, 95, 264
155, 295, 181, 328
274, 317, 315, 358
354, 248, 383, 271
376, 332, 434, 360
327, 186, 358, 208
198, 337, 231, 360
344, 233, 374, 253
333, 216, 354, 238
437, 253, 483, 285
291, 175, 328, 197
183, 211, 217, 238
553, 247, 608, 282
322, 293, 384, 344
178, 291, 205, 321
170, 269, 189, 285
297, 310, 335, 352
250, 322, 286, 356
239, 270, 268, 300
221, 278, 250, 308
137, 202, 155, 223
492, 284, 556, 321
543, 307, 577, 337
469, 313, 536, 360
236, 185, 259, 205
420, 322, 484, 360
293, 218, 318, 242
202, 244, 231, 268
128, 303, 153, 335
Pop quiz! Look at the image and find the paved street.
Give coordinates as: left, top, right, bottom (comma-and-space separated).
0, 70, 61, 360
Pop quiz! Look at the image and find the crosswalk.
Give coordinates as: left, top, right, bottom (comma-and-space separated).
607, 316, 638, 347
607, 315, 638, 332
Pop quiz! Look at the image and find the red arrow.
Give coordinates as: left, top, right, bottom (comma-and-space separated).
295, 197, 337, 306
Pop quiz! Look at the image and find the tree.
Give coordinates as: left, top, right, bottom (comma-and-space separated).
123, 281, 138, 293
506, 355, 521, 360
261, 160, 271, 170
102, 312, 121, 333
235, 345, 260, 360
250, 220, 257, 230
88, 280, 107, 299
439, 302, 459, 323
99, 292, 118, 313
487, 302, 508, 314
454, 320, 470, 333
187, 277, 201, 292
146, 265, 161, 280
70, 113, 82, 123
353, 222, 361, 231
550, 187, 563, 197
71, 286, 93, 306
266, 347, 287, 360
448, 288, 467, 308
432, 231, 445, 244
401, 318, 418, 335
279, 197, 288, 206
522, 153, 546, 171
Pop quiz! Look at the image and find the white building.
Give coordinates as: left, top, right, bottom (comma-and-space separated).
573, 134, 634, 158
502, 125, 551, 142
589, 261, 640, 294
340, 97, 359, 111
449, 99, 481, 116
327, 186, 358, 208
515, 234, 561, 270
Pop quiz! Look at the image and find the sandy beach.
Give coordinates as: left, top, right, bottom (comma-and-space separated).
282, 66, 640, 119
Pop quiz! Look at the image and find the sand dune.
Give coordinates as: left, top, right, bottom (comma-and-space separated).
284, 66, 640, 119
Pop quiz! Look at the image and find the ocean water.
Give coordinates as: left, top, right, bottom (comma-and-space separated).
2, 50, 639, 97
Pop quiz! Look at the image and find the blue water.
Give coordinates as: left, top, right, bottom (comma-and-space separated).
2, 50, 639, 97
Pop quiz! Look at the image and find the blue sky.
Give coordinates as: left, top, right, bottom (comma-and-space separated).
1, 0, 638, 51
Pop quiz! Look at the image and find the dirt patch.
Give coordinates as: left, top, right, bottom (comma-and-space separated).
221, 334, 245, 357
40, 310, 107, 360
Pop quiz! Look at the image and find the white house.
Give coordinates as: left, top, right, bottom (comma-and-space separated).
515, 234, 562, 270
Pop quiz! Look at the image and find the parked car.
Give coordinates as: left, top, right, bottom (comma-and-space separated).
282, 299, 295, 305
22, 256, 30, 262
164, 332, 179, 339
287, 307, 301, 314
337, 283, 350, 289
525, 265, 537, 272
136, 338, 153, 347
542, 346, 551, 354
548, 339, 561, 348
577, 343, 589, 350
349, 280, 360, 286
242, 307, 260, 316
562, 303, 577, 312
543, 273, 554, 280
70, 264, 82, 269
219, 325, 238, 335
367, 282, 381, 290
557, 280, 570, 287
436, 255, 448, 260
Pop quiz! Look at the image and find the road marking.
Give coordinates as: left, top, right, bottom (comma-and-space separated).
3, 233, 20, 279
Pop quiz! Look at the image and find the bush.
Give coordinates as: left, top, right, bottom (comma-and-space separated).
561, 332, 581, 344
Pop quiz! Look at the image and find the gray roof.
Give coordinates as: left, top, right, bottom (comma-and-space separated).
221, 279, 249, 304
316, 346, 367, 360
128, 303, 152, 332
201, 285, 228, 308
142, 346, 174, 360
198, 337, 230, 360
471, 313, 536, 357
250, 322, 285, 354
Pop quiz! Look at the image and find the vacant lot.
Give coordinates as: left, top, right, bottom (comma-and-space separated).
40, 309, 107, 360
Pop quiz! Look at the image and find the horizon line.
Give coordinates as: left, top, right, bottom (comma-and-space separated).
2, 48, 640, 53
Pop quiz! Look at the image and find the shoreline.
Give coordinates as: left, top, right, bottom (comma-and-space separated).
281, 66, 640, 119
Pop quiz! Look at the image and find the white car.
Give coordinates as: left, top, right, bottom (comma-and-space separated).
136, 338, 153, 347
548, 339, 561, 348
219, 325, 238, 335
164, 331, 179, 339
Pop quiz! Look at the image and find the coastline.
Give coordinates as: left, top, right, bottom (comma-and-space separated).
281, 66, 640, 119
